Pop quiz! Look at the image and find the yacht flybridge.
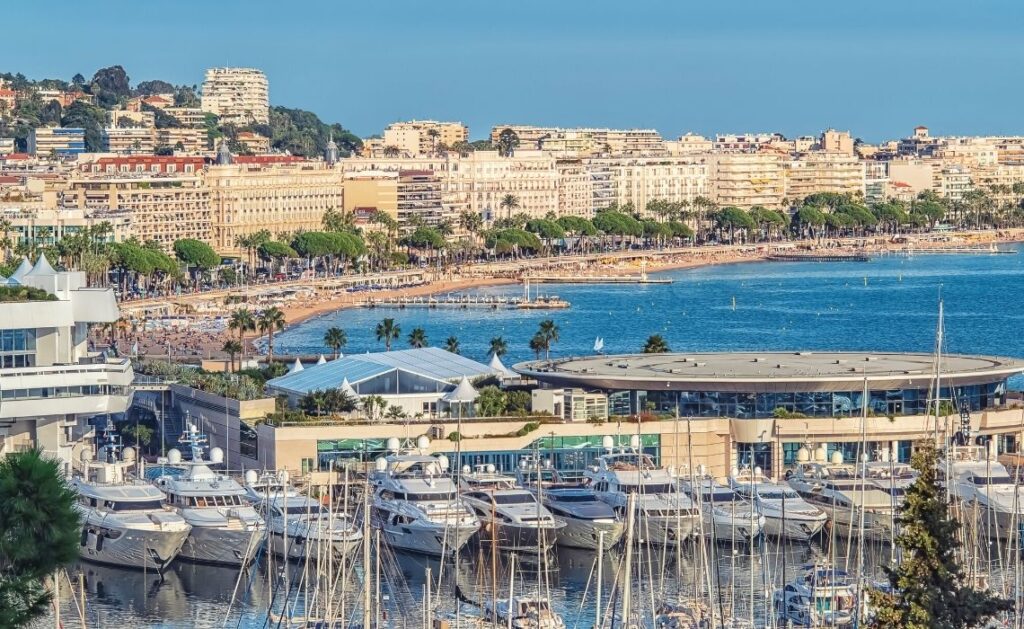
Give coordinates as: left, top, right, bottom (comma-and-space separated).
369, 436, 480, 556
584, 439, 699, 544
72, 422, 190, 571
459, 464, 565, 552
153, 424, 263, 566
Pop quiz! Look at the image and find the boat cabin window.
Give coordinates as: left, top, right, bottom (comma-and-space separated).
703, 491, 736, 503
880, 486, 907, 496
759, 489, 800, 500
970, 474, 1014, 485
192, 495, 245, 507
492, 493, 537, 505
108, 499, 164, 511
520, 470, 557, 483
619, 483, 674, 494
395, 491, 458, 502
549, 493, 595, 503
275, 504, 324, 516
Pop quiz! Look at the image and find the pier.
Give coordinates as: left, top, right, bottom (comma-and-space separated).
360, 294, 569, 310
767, 253, 870, 262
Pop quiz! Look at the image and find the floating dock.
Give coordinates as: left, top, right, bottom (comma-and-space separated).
525, 275, 673, 284
898, 245, 1016, 255
767, 253, 870, 262
361, 295, 569, 310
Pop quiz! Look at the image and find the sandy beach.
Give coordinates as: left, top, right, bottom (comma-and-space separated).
112, 229, 1024, 362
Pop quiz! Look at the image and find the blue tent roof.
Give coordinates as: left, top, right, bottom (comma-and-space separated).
267, 347, 495, 395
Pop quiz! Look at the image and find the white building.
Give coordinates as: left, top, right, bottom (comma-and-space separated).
266, 347, 500, 418
201, 67, 269, 125
0, 255, 131, 472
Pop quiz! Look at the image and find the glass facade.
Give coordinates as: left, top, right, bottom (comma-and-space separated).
615, 382, 1006, 419
0, 384, 126, 401
0, 329, 36, 368
779, 439, 914, 469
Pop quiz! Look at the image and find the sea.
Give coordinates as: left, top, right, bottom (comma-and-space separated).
47, 246, 1024, 627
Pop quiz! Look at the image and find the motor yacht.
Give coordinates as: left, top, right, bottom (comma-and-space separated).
729, 467, 827, 541
72, 423, 191, 571
946, 443, 1024, 539
786, 447, 915, 542
368, 437, 480, 556
245, 470, 362, 561
679, 474, 764, 543
459, 464, 565, 552
153, 425, 263, 566
773, 565, 857, 627
584, 441, 699, 545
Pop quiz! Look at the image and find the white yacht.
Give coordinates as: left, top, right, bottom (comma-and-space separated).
72, 425, 191, 571
245, 470, 363, 561
459, 464, 565, 552
773, 565, 857, 627
946, 443, 1024, 539
153, 426, 263, 566
584, 443, 699, 545
787, 447, 915, 541
368, 437, 480, 556
729, 468, 827, 541
679, 475, 764, 543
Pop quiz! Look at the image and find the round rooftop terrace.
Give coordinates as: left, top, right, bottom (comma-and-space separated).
513, 351, 1024, 393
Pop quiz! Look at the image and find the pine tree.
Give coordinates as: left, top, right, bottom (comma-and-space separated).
869, 442, 1013, 628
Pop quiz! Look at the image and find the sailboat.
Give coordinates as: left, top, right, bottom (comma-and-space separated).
593, 337, 604, 354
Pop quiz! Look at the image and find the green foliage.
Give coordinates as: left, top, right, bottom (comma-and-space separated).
375, 318, 401, 351
134, 79, 175, 96
525, 219, 566, 241
506, 390, 531, 414
291, 231, 365, 259
60, 100, 108, 151
665, 220, 695, 239
408, 327, 428, 348
0, 285, 57, 302
135, 360, 265, 401
0, 449, 81, 627
402, 226, 446, 250
141, 102, 181, 129
483, 228, 542, 252
869, 443, 1013, 628
89, 65, 131, 108
495, 128, 519, 157
642, 334, 670, 353
593, 210, 643, 237
447, 431, 462, 442
515, 421, 541, 437
300, 389, 358, 415
110, 241, 178, 276
489, 336, 508, 358
323, 327, 347, 357
266, 106, 361, 157
444, 336, 460, 354
173, 238, 220, 270
772, 407, 809, 419
258, 240, 297, 260
556, 215, 598, 236
476, 386, 508, 417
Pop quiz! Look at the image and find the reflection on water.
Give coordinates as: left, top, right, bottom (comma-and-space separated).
48, 537, 1006, 628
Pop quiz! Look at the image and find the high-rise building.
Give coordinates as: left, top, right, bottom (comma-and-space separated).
489, 126, 666, 156
785, 151, 865, 201
28, 127, 86, 157
201, 67, 269, 125
381, 121, 469, 156
708, 153, 786, 208
595, 156, 710, 213
0, 255, 131, 472
101, 127, 156, 154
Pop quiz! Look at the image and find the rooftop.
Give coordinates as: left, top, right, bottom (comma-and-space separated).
514, 351, 1024, 392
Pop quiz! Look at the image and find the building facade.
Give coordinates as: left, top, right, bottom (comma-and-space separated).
708, 152, 786, 208
28, 127, 86, 157
201, 67, 270, 125
785, 151, 865, 201
382, 121, 469, 156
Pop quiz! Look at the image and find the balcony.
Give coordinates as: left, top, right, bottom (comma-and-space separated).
0, 359, 134, 420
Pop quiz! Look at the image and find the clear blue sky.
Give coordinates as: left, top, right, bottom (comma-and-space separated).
3, 0, 1021, 141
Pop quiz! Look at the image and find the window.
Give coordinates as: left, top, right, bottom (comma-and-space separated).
301, 458, 316, 474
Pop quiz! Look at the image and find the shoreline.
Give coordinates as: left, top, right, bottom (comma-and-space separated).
125, 230, 1024, 361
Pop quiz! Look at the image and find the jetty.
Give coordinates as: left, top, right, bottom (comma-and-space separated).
897, 243, 1016, 255
767, 253, 870, 262
360, 294, 569, 310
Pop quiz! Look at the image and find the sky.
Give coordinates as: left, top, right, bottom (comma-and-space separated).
3, 1, 1023, 142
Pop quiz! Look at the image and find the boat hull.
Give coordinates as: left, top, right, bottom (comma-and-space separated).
554, 517, 624, 550
378, 520, 479, 556
761, 514, 827, 541
179, 524, 263, 567
79, 522, 190, 571
479, 520, 562, 552
633, 513, 697, 545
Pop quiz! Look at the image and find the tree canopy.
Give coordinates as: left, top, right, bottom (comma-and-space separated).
173, 238, 221, 270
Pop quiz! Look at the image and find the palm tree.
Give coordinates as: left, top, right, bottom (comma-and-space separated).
426, 128, 440, 155
537, 319, 559, 359
228, 308, 256, 361
489, 336, 508, 358
221, 339, 242, 372
382, 145, 401, 157
408, 327, 428, 348
529, 333, 546, 359
642, 334, 670, 354
444, 336, 460, 354
500, 194, 521, 221
323, 327, 347, 359
363, 394, 387, 422
375, 318, 401, 351
385, 405, 407, 421
257, 306, 286, 361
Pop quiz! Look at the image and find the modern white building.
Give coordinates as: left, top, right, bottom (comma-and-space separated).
201, 67, 270, 125
266, 347, 500, 418
0, 255, 131, 471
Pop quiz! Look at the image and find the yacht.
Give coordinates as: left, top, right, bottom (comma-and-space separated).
513, 456, 624, 550
245, 470, 363, 561
368, 438, 480, 556
153, 426, 263, 566
729, 468, 827, 541
72, 424, 191, 571
787, 448, 915, 541
946, 443, 1024, 539
459, 464, 566, 552
773, 565, 858, 627
584, 444, 699, 545
679, 474, 764, 543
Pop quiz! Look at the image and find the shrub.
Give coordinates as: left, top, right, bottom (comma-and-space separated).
515, 421, 541, 437
447, 431, 462, 442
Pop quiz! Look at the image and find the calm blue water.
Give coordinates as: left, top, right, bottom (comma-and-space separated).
275, 244, 1024, 371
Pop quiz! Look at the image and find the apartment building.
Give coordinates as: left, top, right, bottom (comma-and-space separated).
155, 127, 208, 154
28, 127, 85, 157
163, 107, 208, 128
713, 133, 780, 152
382, 121, 469, 156
666, 133, 713, 155
820, 129, 854, 155
64, 158, 211, 249
785, 151, 865, 201
596, 156, 710, 213
343, 170, 399, 220
886, 158, 935, 196
934, 137, 999, 168
201, 67, 269, 125
236, 131, 270, 154
0, 207, 132, 246
707, 152, 786, 208
206, 160, 344, 254
0, 256, 132, 472
447, 150, 560, 220
936, 164, 973, 202
489, 126, 666, 156
101, 127, 156, 154
555, 159, 595, 217
109, 109, 155, 128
